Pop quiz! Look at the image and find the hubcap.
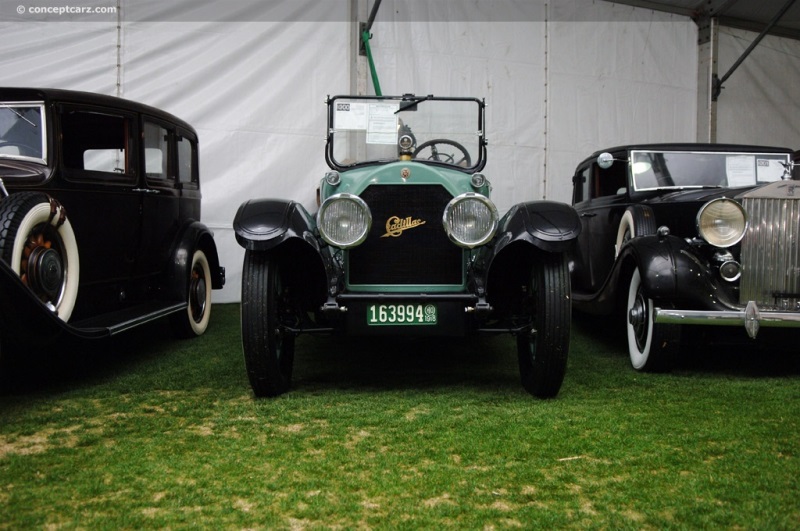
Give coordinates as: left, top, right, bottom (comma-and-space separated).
189, 272, 207, 322
628, 291, 648, 351
26, 245, 64, 302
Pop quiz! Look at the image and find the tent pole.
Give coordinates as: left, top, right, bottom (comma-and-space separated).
360, 0, 383, 96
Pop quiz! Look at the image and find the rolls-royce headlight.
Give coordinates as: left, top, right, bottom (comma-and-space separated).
443, 193, 498, 248
317, 193, 372, 248
697, 198, 747, 248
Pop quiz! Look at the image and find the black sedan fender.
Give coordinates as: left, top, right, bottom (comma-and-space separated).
0, 220, 228, 348
616, 234, 739, 312
165, 221, 226, 302
0, 259, 106, 346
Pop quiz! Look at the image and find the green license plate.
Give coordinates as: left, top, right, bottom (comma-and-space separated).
367, 303, 437, 326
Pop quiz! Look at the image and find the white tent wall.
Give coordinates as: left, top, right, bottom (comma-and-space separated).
366, 0, 698, 210
0, 21, 119, 91
715, 26, 800, 148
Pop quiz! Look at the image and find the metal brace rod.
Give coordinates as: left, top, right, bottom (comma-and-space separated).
712, 0, 799, 101
359, 0, 383, 55
365, 0, 382, 33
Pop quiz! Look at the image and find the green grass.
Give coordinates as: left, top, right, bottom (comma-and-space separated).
1, 304, 798, 529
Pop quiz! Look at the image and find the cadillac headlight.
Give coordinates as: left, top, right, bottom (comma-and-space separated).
317, 193, 372, 248
697, 198, 747, 248
443, 193, 498, 248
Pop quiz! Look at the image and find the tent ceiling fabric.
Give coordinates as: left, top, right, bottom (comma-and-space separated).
605, 0, 800, 40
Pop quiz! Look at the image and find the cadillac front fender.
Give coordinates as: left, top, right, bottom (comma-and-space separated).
233, 199, 319, 252
494, 200, 581, 254
473, 201, 580, 298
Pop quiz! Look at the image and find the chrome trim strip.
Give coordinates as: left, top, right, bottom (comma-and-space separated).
655, 304, 800, 339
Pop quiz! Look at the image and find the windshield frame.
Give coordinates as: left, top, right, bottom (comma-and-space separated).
0, 101, 47, 166
325, 94, 486, 173
629, 149, 792, 192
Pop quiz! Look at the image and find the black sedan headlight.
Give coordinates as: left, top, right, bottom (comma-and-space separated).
697, 198, 747, 248
442, 193, 498, 248
317, 193, 372, 248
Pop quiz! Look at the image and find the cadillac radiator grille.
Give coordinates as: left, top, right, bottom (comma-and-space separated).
347, 185, 464, 285
739, 195, 800, 310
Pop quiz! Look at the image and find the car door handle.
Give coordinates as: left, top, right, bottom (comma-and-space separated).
132, 188, 160, 194
580, 212, 596, 218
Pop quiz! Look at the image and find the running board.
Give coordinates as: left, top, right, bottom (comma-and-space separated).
69, 302, 187, 337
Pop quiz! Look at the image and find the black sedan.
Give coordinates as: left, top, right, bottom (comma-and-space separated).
0, 88, 225, 360
570, 143, 800, 370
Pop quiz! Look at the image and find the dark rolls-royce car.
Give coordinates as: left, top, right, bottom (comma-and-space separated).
234, 94, 581, 398
0, 88, 225, 361
570, 143, 800, 371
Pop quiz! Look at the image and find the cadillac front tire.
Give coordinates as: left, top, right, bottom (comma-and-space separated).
241, 250, 295, 397
517, 253, 571, 398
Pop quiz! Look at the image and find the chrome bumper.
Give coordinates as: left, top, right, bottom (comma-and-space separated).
654, 301, 800, 339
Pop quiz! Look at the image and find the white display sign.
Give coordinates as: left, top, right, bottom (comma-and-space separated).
366, 103, 399, 145
726, 155, 756, 187
756, 158, 786, 182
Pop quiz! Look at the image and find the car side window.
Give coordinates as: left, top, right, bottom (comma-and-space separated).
144, 121, 169, 180
594, 161, 627, 198
61, 109, 132, 179
176, 133, 196, 185
573, 166, 591, 203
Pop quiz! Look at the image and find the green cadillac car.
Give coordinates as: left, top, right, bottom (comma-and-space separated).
233, 94, 580, 398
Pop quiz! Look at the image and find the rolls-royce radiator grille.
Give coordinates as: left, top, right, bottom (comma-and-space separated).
347, 184, 463, 286
739, 195, 800, 310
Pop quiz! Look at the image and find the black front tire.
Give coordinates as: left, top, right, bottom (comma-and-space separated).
517, 253, 571, 398
241, 250, 295, 397
625, 267, 679, 372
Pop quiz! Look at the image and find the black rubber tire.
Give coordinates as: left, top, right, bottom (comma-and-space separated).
241, 250, 295, 397
625, 267, 679, 372
517, 253, 571, 398
171, 249, 213, 338
0, 192, 79, 321
616, 205, 656, 258
413, 139, 472, 167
